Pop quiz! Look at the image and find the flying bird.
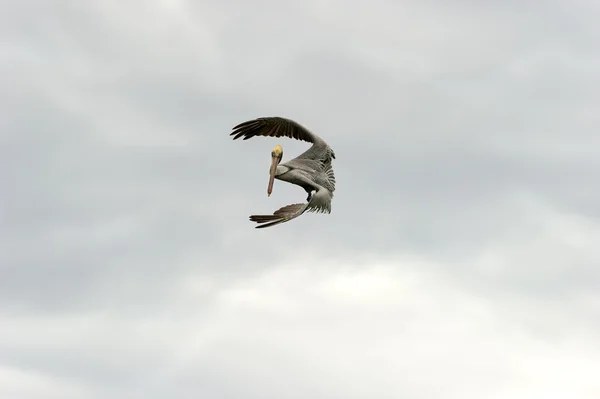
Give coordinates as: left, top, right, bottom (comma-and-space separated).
230, 117, 336, 228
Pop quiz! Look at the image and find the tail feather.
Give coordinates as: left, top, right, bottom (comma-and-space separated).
305, 188, 333, 214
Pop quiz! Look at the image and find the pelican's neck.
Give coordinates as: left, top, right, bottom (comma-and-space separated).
275, 165, 289, 177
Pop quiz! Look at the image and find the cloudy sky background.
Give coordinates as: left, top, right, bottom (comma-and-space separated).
2, 1, 600, 398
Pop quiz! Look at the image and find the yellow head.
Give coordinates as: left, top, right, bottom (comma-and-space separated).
271, 144, 283, 159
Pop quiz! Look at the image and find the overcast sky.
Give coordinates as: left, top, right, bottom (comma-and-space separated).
2, 1, 600, 398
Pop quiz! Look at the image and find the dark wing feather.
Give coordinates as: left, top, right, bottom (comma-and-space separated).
249, 203, 308, 229
230, 117, 319, 144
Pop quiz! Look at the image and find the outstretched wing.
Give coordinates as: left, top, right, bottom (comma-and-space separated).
249, 186, 333, 229
231, 117, 325, 144
230, 116, 335, 161
249, 203, 308, 229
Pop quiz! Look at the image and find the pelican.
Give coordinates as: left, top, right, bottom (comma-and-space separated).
230, 117, 336, 228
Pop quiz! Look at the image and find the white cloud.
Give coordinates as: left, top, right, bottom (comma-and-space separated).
168, 255, 600, 398
0, 365, 91, 399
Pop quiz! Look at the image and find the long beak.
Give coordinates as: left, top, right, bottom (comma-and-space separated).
267, 156, 279, 197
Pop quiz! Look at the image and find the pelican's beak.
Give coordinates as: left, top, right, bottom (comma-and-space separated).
268, 145, 282, 197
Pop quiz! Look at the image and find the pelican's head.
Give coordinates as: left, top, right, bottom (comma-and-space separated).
268, 144, 283, 197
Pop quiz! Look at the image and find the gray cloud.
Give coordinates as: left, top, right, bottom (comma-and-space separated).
2, 0, 600, 398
